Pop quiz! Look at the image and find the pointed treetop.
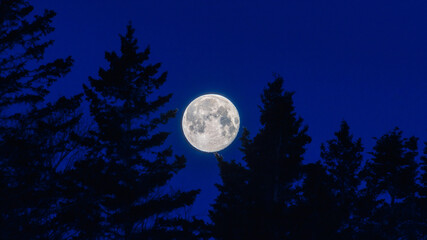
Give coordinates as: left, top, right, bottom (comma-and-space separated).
259, 75, 297, 127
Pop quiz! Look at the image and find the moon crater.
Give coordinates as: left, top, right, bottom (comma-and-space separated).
182, 94, 240, 152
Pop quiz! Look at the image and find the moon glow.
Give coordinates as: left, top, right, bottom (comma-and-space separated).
182, 94, 240, 153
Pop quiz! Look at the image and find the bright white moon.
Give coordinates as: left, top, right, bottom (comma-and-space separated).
182, 94, 240, 153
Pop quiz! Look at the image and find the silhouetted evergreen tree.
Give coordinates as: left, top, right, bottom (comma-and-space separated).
290, 122, 364, 240
210, 75, 311, 239
209, 146, 251, 240
422, 143, 427, 196
0, 0, 81, 239
294, 162, 339, 239
61, 24, 200, 239
420, 143, 427, 200
360, 129, 420, 239
407, 142, 427, 237
319, 121, 364, 238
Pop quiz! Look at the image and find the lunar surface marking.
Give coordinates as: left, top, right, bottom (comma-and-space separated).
182, 94, 240, 152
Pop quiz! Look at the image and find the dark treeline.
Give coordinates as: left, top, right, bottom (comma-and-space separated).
0, 1, 426, 239
210, 77, 426, 240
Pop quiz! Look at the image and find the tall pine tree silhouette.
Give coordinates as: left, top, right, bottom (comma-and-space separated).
63, 24, 200, 239
210, 75, 311, 239
0, 0, 81, 239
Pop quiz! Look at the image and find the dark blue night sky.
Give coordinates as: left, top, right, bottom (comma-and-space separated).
34, 0, 427, 219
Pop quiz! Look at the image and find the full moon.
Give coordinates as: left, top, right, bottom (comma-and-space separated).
182, 94, 240, 153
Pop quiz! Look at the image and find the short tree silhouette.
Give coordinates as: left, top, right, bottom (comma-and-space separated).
320, 121, 364, 238
360, 129, 419, 239
295, 161, 339, 239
